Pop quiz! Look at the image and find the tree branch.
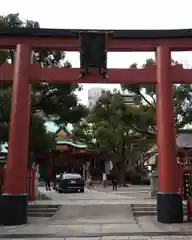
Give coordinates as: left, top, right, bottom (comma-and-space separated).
149, 93, 156, 106
138, 90, 155, 109
108, 138, 121, 153
132, 126, 156, 137
32, 89, 58, 109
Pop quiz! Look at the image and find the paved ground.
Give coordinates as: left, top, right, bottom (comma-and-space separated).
30, 186, 156, 205
92, 185, 152, 199
0, 186, 192, 239
2, 237, 192, 239
1, 236, 192, 239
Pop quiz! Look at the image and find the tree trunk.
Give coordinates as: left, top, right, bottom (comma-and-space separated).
117, 135, 127, 186
117, 160, 126, 187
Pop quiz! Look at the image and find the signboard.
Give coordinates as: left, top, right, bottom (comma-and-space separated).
183, 172, 192, 200
56, 145, 70, 151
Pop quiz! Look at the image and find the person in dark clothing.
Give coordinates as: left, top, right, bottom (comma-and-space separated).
111, 174, 117, 191
52, 167, 57, 190
44, 167, 52, 191
44, 176, 51, 191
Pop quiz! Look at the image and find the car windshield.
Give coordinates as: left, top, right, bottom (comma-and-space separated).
62, 173, 82, 180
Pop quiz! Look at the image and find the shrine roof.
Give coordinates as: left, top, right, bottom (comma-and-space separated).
0, 27, 192, 39
56, 140, 87, 149
145, 129, 192, 166
55, 127, 87, 149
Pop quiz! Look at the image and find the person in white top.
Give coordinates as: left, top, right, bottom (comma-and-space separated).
102, 173, 107, 188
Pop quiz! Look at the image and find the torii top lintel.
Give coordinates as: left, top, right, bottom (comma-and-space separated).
1, 28, 192, 84
1, 27, 192, 51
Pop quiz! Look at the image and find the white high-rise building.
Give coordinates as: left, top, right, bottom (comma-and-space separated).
88, 87, 105, 109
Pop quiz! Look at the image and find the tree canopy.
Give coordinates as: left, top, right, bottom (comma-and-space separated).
73, 58, 192, 183
0, 13, 88, 153
73, 90, 154, 183
121, 58, 192, 133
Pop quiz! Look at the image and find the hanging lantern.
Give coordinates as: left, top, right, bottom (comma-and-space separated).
79, 31, 107, 76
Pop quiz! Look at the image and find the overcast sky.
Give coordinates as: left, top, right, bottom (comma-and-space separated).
1, 0, 192, 133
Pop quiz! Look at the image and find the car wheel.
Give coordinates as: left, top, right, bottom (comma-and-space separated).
80, 189, 84, 193
58, 189, 63, 193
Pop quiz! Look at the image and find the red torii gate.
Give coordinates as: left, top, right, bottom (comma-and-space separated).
0, 28, 192, 226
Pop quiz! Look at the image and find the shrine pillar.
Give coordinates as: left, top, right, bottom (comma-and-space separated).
0, 44, 31, 225
156, 46, 183, 223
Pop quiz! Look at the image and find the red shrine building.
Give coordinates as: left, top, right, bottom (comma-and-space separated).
36, 127, 108, 181
0, 28, 192, 226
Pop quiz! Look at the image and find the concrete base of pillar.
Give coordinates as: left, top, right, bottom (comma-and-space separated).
0, 193, 28, 226
157, 192, 183, 223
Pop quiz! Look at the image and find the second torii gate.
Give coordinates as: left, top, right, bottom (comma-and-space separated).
0, 28, 192, 225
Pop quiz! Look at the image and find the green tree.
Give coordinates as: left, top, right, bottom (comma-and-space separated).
73, 90, 154, 184
121, 58, 192, 135
72, 120, 94, 146
74, 58, 192, 184
0, 13, 88, 153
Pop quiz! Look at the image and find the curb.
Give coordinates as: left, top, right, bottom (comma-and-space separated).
0, 231, 192, 238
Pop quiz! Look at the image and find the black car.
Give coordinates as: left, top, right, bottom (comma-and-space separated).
56, 173, 85, 193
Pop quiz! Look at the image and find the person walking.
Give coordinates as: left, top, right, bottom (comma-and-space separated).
44, 175, 51, 191
111, 173, 117, 191
102, 172, 107, 188
44, 166, 52, 191
59, 172, 63, 181
87, 175, 93, 188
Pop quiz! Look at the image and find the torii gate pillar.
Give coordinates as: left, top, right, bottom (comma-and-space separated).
0, 44, 31, 225
156, 46, 183, 223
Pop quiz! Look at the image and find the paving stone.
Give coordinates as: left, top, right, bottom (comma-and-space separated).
58, 224, 101, 236
101, 223, 142, 234
130, 237, 151, 240
65, 238, 101, 240
102, 237, 130, 240
1, 239, 65, 240
152, 236, 192, 239
151, 237, 170, 240
53, 204, 133, 221
51, 216, 134, 225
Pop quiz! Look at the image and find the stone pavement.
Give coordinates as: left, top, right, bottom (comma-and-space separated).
92, 185, 152, 200
3, 237, 192, 239
1, 236, 192, 240
1, 214, 192, 238
32, 186, 156, 205
0, 187, 192, 239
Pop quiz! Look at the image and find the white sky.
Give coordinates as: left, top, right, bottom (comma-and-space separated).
1, 0, 192, 134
